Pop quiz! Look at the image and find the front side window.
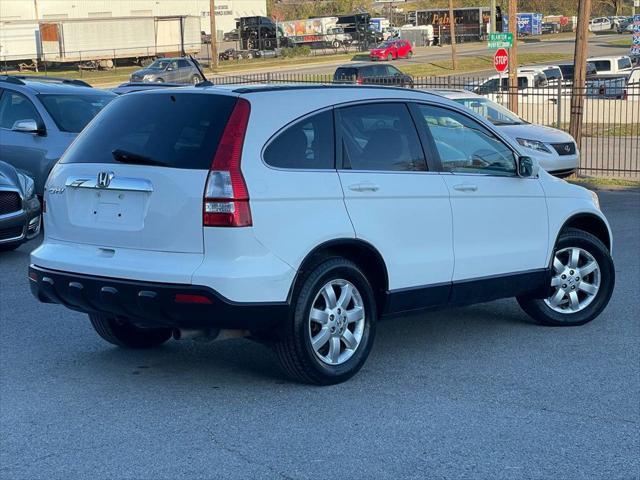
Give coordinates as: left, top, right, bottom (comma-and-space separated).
618, 58, 631, 69
415, 104, 516, 176
337, 103, 426, 172
178, 59, 190, 68
263, 110, 334, 169
0, 91, 41, 130
38, 93, 113, 133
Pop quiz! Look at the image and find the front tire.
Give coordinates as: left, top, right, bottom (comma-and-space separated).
517, 228, 614, 326
274, 258, 377, 385
89, 313, 172, 349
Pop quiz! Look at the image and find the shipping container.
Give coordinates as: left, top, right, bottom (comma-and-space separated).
0, 20, 40, 62
280, 17, 351, 48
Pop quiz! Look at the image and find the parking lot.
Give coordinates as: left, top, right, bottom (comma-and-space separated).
0, 188, 638, 479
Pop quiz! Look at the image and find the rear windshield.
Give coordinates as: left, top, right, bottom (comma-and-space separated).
334, 67, 358, 80
39, 93, 114, 133
61, 92, 237, 169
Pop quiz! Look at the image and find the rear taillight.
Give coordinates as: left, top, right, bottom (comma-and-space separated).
356, 77, 363, 85
203, 98, 252, 227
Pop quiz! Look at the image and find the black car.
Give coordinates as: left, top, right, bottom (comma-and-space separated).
0, 161, 40, 251
333, 63, 413, 87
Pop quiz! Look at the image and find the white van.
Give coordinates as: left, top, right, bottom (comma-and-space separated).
588, 17, 612, 31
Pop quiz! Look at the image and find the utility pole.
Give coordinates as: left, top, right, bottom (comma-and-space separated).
569, 0, 591, 146
490, 0, 496, 33
448, 0, 458, 69
209, 0, 218, 70
508, 0, 518, 113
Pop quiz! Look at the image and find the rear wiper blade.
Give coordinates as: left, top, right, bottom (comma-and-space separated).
112, 149, 165, 166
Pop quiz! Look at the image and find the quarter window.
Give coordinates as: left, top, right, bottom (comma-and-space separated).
415, 104, 516, 176
263, 110, 335, 169
337, 103, 426, 172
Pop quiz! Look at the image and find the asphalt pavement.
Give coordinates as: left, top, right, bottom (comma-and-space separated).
0, 189, 638, 479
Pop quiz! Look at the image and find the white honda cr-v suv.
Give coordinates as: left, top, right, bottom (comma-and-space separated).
29, 85, 615, 385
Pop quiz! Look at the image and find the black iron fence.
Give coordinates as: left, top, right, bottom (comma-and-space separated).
210, 73, 639, 178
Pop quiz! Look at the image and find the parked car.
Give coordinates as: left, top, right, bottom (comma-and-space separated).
436, 90, 579, 177
333, 63, 413, 87
129, 57, 204, 85
110, 82, 186, 95
541, 22, 560, 34
0, 161, 40, 251
369, 39, 413, 61
30, 84, 615, 385
588, 55, 633, 75
223, 29, 239, 42
0, 76, 115, 198
588, 17, 612, 32
472, 69, 549, 102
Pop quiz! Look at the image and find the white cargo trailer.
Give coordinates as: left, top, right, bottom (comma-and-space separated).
38, 16, 200, 65
0, 20, 40, 63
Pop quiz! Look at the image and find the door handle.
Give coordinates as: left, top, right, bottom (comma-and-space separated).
348, 182, 380, 192
453, 183, 478, 192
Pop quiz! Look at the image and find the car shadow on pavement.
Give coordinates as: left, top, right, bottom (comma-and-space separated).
80, 300, 534, 387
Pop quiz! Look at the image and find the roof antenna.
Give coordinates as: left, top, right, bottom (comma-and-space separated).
190, 54, 213, 87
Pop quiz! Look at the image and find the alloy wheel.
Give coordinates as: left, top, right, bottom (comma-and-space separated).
308, 279, 365, 365
544, 247, 601, 314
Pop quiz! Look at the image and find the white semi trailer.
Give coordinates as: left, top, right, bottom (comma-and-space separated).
1, 16, 201, 68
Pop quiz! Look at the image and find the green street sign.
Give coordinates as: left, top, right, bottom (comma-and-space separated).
488, 32, 513, 49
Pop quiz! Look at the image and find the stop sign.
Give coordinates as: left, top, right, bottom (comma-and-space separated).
494, 48, 509, 73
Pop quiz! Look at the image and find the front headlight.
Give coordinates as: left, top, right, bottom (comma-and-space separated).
590, 190, 601, 211
143, 74, 154, 81
517, 138, 552, 153
18, 173, 35, 199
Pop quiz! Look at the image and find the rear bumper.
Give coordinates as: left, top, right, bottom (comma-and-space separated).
28, 265, 289, 332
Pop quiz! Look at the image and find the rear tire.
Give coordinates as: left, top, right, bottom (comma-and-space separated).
274, 258, 377, 385
155, 78, 164, 83
89, 313, 172, 349
517, 228, 614, 326
387, 54, 393, 61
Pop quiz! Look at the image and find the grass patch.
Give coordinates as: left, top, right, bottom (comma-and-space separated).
569, 176, 640, 189
606, 37, 632, 47
400, 52, 573, 77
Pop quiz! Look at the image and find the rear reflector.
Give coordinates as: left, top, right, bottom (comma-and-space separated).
203, 98, 252, 227
28, 271, 38, 282
174, 294, 212, 304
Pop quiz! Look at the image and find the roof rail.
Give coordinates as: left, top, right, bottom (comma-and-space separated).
0, 76, 26, 85
11, 75, 93, 88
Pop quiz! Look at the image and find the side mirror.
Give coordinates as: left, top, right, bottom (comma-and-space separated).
12, 119, 40, 134
517, 156, 539, 177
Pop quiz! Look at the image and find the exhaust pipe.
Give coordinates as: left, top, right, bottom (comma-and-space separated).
172, 328, 250, 342
172, 328, 219, 342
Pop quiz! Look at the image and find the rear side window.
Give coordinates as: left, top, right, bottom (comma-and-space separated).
618, 58, 631, 70
263, 110, 334, 169
61, 93, 237, 169
337, 103, 426, 172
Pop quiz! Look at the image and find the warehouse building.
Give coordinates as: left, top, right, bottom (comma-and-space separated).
0, 0, 267, 37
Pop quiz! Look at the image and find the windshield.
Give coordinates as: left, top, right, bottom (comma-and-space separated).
454, 97, 524, 125
147, 59, 171, 70
376, 42, 392, 48
38, 93, 114, 133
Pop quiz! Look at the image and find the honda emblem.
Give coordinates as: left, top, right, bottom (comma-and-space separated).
96, 171, 114, 188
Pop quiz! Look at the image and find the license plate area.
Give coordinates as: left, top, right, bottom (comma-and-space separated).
66, 188, 150, 231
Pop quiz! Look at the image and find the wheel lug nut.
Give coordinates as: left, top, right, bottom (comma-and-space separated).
576, 276, 580, 281
329, 315, 334, 320
569, 270, 574, 275
562, 284, 567, 288
561, 274, 566, 279
571, 286, 575, 290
